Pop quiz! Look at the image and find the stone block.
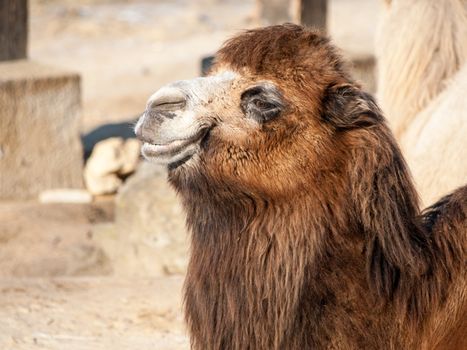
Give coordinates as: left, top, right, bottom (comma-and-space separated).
93, 162, 188, 276
0, 60, 84, 199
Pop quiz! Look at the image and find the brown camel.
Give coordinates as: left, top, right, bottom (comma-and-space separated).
135, 24, 467, 349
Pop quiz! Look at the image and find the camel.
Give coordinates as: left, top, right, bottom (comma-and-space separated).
376, 0, 467, 205
135, 25, 467, 349
400, 65, 467, 207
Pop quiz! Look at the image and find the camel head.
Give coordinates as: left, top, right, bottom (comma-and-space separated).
135, 24, 385, 198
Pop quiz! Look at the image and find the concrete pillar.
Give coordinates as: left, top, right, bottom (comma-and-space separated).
0, 60, 84, 199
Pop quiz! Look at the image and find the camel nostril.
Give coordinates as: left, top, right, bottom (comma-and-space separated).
149, 99, 186, 110
147, 88, 187, 111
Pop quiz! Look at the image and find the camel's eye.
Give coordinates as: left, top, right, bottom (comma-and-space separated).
240, 84, 284, 123
253, 99, 275, 110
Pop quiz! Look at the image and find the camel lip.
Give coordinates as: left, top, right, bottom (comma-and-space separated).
142, 138, 193, 156
141, 128, 209, 162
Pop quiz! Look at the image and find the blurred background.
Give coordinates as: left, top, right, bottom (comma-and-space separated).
0, 0, 465, 349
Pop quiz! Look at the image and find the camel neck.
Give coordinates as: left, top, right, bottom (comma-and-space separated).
181, 184, 450, 349
182, 193, 406, 348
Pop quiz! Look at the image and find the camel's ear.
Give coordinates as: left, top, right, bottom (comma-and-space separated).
322, 83, 383, 130
348, 122, 430, 303
324, 82, 431, 304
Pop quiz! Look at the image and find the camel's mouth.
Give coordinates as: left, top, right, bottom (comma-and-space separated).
141, 128, 208, 166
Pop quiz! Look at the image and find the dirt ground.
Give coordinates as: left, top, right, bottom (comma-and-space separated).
0, 201, 114, 277
0, 277, 187, 349
0, 201, 188, 349
1, 1, 380, 348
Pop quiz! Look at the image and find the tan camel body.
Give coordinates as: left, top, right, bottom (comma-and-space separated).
376, 0, 467, 205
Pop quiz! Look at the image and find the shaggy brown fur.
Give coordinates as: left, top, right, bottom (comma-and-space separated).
167, 25, 467, 349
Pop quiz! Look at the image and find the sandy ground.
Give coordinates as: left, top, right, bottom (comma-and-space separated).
1, 1, 381, 348
0, 277, 187, 350
0, 201, 188, 349
0, 201, 113, 277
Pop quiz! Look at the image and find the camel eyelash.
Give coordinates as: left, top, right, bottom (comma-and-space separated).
252, 99, 276, 109
240, 84, 284, 122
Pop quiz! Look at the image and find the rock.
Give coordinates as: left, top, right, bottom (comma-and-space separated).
93, 162, 188, 276
0, 60, 84, 199
39, 189, 93, 203
81, 119, 138, 159
84, 137, 141, 195
85, 137, 124, 177
119, 138, 141, 176
85, 172, 123, 196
